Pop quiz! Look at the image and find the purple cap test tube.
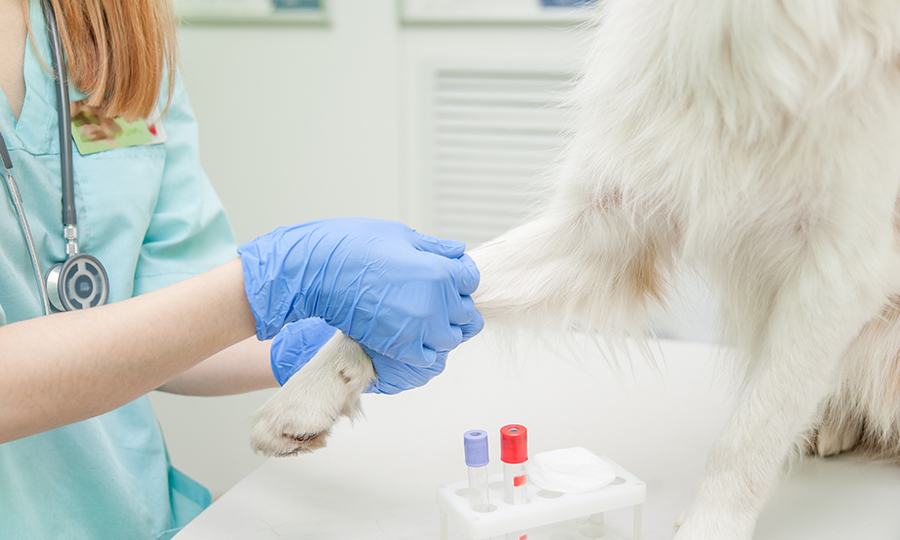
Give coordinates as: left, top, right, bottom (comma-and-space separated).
463, 430, 491, 512
464, 430, 489, 467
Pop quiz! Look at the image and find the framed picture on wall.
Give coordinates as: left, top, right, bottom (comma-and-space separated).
399, 0, 596, 24
176, 0, 329, 24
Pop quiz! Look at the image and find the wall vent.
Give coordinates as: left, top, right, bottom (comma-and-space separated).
427, 66, 576, 246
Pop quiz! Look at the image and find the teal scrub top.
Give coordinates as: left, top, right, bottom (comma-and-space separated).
0, 2, 239, 539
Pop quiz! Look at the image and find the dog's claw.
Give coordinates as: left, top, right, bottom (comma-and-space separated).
812, 415, 864, 457
287, 431, 323, 443
267, 429, 332, 457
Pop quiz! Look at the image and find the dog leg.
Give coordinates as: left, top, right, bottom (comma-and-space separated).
250, 331, 375, 457
675, 240, 899, 540
250, 198, 678, 456
470, 195, 679, 338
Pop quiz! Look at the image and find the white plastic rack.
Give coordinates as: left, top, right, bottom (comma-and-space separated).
437, 455, 645, 540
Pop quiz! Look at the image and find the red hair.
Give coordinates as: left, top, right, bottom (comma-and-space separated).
45, 0, 177, 120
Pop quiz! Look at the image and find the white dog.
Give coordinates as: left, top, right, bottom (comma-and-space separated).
250, 0, 900, 538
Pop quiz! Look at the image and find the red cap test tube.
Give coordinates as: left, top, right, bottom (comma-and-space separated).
500, 424, 528, 506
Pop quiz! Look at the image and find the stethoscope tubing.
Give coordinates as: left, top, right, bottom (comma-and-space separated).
42, 0, 77, 230
0, 133, 52, 315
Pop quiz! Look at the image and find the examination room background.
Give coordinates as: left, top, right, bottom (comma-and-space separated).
151, 0, 717, 499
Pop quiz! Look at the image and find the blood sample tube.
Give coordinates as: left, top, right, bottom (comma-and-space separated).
500, 424, 528, 506
463, 430, 491, 512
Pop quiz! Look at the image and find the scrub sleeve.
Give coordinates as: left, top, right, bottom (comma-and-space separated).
0, 2, 238, 538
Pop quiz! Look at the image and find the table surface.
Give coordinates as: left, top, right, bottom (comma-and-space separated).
174, 333, 900, 540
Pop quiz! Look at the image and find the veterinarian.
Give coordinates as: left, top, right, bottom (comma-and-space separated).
0, 0, 483, 538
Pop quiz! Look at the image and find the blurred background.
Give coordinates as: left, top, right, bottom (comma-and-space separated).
151, 0, 718, 499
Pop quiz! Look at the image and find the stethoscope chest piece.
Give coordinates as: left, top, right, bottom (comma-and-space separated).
1, 1, 114, 316
45, 253, 110, 311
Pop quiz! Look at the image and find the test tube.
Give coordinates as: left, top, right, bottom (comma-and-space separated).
500, 424, 528, 506
463, 430, 490, 512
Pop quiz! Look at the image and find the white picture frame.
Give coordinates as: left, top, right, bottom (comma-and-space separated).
176, 0, 329, 24
398, 0, 596, 24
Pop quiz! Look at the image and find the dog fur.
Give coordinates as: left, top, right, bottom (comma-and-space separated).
250, 1, 900, 537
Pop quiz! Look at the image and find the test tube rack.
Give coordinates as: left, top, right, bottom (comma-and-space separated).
437, 455, 645, 540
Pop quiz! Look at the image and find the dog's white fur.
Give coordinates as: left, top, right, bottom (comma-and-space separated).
251, 331, 374, 456
251, 1, 900, 537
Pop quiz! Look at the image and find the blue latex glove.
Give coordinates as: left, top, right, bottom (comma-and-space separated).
269, 315, 483, 392
270, 317, 337, 386
364, 309, 483, 394
239, 218, 482, 368
363, 345, 448, 395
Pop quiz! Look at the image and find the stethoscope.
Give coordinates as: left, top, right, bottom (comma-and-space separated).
0, 0, 110, 316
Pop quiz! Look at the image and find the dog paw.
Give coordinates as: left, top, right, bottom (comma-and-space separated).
250, 332, 376, 457
250, 397, 340, 457
812, 416, 863, 457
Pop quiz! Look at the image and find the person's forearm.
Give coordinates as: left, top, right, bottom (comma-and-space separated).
156, 336, 278, 396
0, 258, 256, 443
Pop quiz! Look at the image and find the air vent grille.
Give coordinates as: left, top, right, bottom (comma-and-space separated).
428, 67, 576, 246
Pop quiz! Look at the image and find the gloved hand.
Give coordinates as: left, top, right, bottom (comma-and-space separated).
269, 317, 337, 386
270, 313, 483, 393
269, 319, 447, 393
239, 218, 482, 368
364, 345, 448, 395
364, 308, 483, 394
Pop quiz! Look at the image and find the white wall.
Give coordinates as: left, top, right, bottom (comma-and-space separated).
150, 0, 597, 498
178, 0, 403, 243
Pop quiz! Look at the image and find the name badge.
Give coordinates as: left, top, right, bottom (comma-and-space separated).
70, 101, 167, 155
